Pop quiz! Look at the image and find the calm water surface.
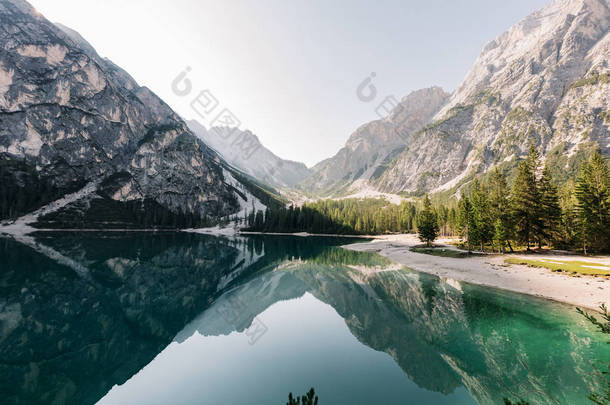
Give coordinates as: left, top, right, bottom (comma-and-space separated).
0, 232, 608, 405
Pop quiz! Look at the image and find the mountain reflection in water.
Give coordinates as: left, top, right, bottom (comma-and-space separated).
0, 233, 608, 405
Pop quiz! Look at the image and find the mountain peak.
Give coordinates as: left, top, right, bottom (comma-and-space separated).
439, 0, 610, 119
373, 0, 610, 194
54, 22, 99, 59
0, 0, 269, 226
301, 86, 450, 195
187, 120, 311, 189
303, 0, 609, 196
2, 0, 38, 16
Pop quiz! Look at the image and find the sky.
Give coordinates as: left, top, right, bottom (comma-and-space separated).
29, 0, 550, 167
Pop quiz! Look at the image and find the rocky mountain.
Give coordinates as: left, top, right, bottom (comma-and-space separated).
0, 0, 270, 228
375, 0, 610, 194
301, 86, 450, 196
187, 119, 311, 189
304, 0, 610, 196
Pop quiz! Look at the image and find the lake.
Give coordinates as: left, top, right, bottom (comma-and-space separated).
0, 232, 608, 405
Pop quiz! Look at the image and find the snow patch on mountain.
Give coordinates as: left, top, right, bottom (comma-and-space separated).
223, 169, 266, 219
338, 179, 408, 205
0, 181, 99, 235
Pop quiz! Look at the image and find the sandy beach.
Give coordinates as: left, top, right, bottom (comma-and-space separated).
344, 234, 610, 311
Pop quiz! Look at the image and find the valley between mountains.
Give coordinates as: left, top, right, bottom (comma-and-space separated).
1, 2, 609, 404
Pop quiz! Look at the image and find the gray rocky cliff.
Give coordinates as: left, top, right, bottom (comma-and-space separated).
0, 0, 265, 226
303, 0, 609, 196
377, 0, 610, 193
301, 86, 450, 196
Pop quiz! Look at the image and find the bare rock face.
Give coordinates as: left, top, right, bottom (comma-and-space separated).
301, 86, 450, 196
302, 0, 609, 196
187, 120, 311, 189
0, 0, 258, 225
376, 0, 610, 193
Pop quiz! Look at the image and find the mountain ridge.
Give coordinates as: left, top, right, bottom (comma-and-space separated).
300, 86, 450, 196
301, 0, 610, 197
377, 0, 610, 193
0, 0, 271, 227
186, 119, 311, 189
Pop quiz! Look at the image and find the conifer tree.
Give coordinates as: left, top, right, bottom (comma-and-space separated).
575, 151, 610, 253
511, 158, 540, 251
488, 167, 514, 252
437, 205, 449, 236
493, 219, 507, 253
286, 388, 318, 405
254, 210, 264, 230
538, 165, 562, 247
457, 195, 474, 252
417, 194, 439, 246
470, 179, 494, 251
558, 181, 578, 248
528, 146, 546, 248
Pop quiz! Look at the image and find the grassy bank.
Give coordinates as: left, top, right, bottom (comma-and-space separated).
505, 258, 610, 276
410, 247, 480, 258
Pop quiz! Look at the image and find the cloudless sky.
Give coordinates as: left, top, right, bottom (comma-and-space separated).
29, 0, 550, 166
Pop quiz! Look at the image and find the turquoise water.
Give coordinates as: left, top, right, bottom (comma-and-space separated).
0, 233, 608, 405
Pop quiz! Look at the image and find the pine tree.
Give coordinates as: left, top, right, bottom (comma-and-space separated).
445, 204, 457, 236
488, 167, 514, 252
417, 194, 439, 246
247, 211, 255, 228
286, 388, 318, 405
511, 158, 540, 251
470, 179, 494, 251
528, 146, 546, 248
457, 195, 474, 252
538, 165, 561, 247
558, 181, 578, 249
493, 219, 507, 253
254, 210, 264, 230
575, 151, 610, 253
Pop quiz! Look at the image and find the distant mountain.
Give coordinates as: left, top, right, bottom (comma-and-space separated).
0, 0, 271, 228
301, 87, 450, 196
304, 0, 610, 196
187, 119, 311, 189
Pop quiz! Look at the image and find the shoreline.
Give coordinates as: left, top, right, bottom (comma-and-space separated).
342, 234, 610, 312
238, 231, 370, 238
0, 225, 374, 238
2, 224, 607, 311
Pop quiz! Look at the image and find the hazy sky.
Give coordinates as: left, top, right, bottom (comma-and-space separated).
29, 0, 549, 167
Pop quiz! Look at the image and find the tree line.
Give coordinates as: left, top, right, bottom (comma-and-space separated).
0, 155, 83, 221
247, 147, 610, 253
454, 147, 609, 253
245, 197, 423, 235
